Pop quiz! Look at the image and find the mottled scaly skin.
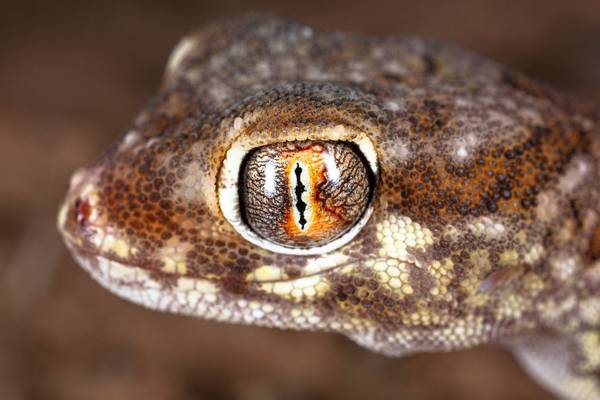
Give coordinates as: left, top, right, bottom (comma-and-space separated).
58, 15, 600, 399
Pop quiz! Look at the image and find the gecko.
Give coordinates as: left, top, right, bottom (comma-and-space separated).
57, 14, 600, 399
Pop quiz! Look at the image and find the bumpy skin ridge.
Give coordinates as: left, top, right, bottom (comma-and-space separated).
58, 15, 600, 399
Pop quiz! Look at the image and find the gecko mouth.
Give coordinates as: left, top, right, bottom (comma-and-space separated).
66, 239, 352, 282
62, 230, 400, 288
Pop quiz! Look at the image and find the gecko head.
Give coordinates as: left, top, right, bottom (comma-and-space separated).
58, 15, 587, 355
57, 80, 505, 356
58, 83, 401, 344
57, 81, 448, 353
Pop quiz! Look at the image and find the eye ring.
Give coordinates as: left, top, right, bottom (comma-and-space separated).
218, 124, 378, 255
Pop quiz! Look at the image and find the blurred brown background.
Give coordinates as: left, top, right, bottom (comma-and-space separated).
1, 1, 599, 399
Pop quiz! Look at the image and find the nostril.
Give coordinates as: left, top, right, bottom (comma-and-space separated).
75, 197, 92, 227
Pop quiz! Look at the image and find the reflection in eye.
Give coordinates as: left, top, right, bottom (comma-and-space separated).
240, 141, 374, 248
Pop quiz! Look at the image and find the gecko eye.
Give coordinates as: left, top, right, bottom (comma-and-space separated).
242, 141, 374, 246
219, 139, 378, 255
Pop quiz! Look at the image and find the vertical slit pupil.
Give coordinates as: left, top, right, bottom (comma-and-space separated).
294, 163, 308, 229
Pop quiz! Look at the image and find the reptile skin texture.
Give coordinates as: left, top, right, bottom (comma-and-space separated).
57, 15, 600, 399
